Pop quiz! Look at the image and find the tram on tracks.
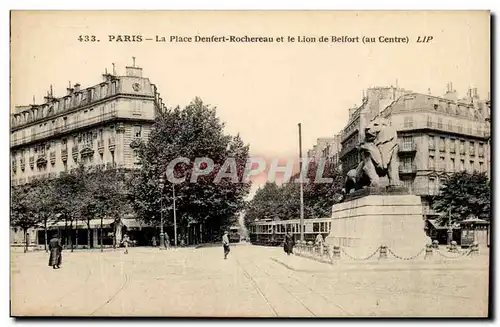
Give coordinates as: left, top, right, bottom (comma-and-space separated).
228, 225, 241, 243
248, 218, 331, 246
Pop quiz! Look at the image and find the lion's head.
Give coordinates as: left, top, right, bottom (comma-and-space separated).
364, 117, 396, 145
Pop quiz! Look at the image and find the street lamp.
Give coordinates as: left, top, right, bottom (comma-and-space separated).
172, 184, 178, 247
447, 207, 453, 245
158, 176, 166, 249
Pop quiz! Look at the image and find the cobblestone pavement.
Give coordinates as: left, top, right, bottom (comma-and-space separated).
10, 244, 489, 317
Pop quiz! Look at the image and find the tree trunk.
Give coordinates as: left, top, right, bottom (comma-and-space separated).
75, 217, 79, 249
70, 219, 74, 252
87, 220, 91, 249
113, 218, 123, 249
23, 228, 28, 253
100, 216, 104, 252
44, 218, 48, 252
64, 218, 68, 246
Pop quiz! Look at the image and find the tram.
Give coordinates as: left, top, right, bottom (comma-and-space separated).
228, 226, 241, 243
248, 217, 331, 246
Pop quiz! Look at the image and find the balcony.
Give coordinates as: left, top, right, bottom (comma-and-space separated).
398, 142, 417, 153
61, 148, 68, 161
469, 149, 475, 157
98, 139, 104, 154
10, 110, 120, 147
399, 164, 417, 174
36, 153, 48, 167
399, 120, 489, 139
50, 151, 56, 164
72, 145, 79, 161
459, 148, 466, 155
429, 143, 436, 151
450, 147, 456, 154
20, 158, 25, 170
108, 137, 116, 152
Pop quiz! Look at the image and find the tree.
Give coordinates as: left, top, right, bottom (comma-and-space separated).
11, 185, 40, 253
52, 165, 89, 252
26, 177, 56, 252
132, 98, 251, 243
244, 158, 343, 227
88, 167, 132, 250
244, 182, 284, 227
433, 171, 491, 224
302, 159, 344, 218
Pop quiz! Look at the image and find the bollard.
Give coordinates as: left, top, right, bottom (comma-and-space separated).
379, 245, 388, 259
450, 241, 458, 253
471, 242, 479, 256
424, 243, 433, 259
307, 241, 313, 255
333, 245, 341, 259
432, 240, 439, 249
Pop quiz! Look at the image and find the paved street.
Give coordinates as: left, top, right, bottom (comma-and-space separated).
11, 244, 489, 317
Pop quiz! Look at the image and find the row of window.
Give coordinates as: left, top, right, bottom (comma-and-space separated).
12, 125, 142, 161
12, 99, 147, 144
403, 96, 486, 120
428, 155, 486, 173
403, 116, 486, 136
12, 80, 121, 127
428, 136, 485, 156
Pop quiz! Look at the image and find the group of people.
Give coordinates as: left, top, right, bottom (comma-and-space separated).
47, 230, 235, 270
47, 229, 321, 269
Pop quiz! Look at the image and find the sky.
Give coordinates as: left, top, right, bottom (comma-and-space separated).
10, 11, 490, 198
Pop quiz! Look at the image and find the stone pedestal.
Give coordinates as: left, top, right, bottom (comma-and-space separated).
324, 194, 430, 258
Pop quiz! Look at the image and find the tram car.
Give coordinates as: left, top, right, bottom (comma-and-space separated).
228, 226, 241, 243
248, 218, 331, 246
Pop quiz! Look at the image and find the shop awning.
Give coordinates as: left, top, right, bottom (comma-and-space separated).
460, 217, 489, 225
45, 218, 151, 229
427, 219, 460, 230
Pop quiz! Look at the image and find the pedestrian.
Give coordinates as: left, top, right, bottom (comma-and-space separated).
222, 231, 230, 259
315, 233, 324, 255
284, 231, 295, 255
122, 233, 130, 254
48, 233, 62, 269
152, 236, 157, 247
165, 233, 170, 249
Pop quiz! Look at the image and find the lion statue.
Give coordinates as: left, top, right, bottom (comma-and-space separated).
343, 117, 401, 195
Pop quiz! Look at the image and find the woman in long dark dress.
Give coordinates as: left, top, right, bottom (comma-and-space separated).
284, 231, 295, 255
48, 234, 63, 269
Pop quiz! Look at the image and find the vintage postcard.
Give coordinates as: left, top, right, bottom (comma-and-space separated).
10, 11, 491, 317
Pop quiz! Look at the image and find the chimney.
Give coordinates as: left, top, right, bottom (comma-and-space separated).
74, 83, 81, 93
66, 81, 74, 95
126, 56, 143, 77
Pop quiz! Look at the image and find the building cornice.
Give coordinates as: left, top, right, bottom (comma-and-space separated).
11, 93, 155, 132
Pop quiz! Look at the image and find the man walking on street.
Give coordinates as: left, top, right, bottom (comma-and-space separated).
48, 233, 62, 269
222, 231, 230, 259
122, 233, 130, 254
284, 231, 295, 255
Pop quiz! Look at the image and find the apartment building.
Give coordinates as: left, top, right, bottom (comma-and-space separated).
379, 83, 490, 219
10, 61, 167, 245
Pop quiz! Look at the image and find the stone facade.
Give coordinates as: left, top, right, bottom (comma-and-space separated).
10, 63, 167, 244
339, 83, 491, 220
307, 134, 342, 168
